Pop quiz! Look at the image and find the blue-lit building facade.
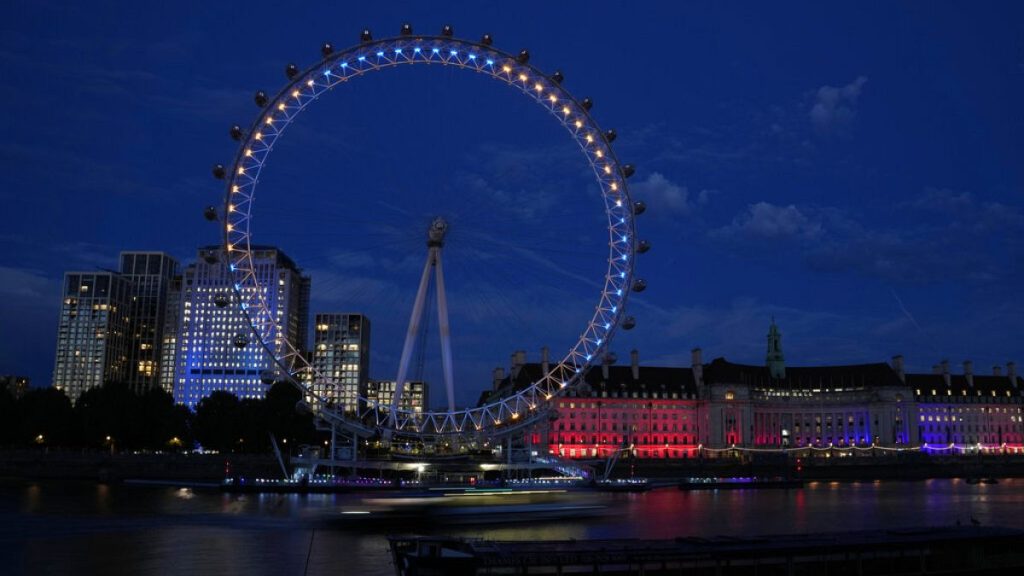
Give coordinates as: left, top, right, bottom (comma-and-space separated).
492, 324, 1024, 459
170, 246, 310, 408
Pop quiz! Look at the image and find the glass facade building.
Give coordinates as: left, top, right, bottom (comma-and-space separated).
119, 252, 179, 394
171, 246, 310, 409
311, 313, 370, 414
52, 272, 132, 403
367, 379, 428, 413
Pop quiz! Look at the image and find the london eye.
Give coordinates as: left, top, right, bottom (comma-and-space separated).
208, 24, 649, 441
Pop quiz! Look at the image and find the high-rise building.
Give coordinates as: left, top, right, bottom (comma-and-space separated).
172, 246, 310, 409
119, 252, 179, 394
367, 380, 428, 413
311, 313, 370, 413
52, 272, 132, 403
158, 273, 183, 395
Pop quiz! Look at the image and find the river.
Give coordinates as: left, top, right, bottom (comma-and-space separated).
1, 478, 1022, 575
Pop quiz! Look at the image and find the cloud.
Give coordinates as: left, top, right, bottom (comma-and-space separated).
712, 202, 823, 241
52, 242, 120, 269
0, 266, 55, 300
629, 295, 909, 370
810, 76, 868, 133
804, 189, 1024, 283
630, 172, 696, 216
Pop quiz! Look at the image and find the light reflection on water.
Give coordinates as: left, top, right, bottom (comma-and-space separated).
1, 478, 1023, 576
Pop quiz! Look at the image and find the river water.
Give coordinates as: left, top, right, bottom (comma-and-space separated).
1, 478, 1022, 575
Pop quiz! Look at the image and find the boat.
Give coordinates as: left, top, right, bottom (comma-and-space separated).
593, 478, 651, 492
321, 487, 607, 529
678, 476, 803, 490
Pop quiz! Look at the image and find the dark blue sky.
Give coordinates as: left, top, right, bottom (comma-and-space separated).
2, 2, 1022, 407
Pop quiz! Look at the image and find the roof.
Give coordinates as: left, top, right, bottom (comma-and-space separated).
480, 362, 698, 406
906, 372, 1021, 398
703, 357, 905, 389
198, 244, 301, 272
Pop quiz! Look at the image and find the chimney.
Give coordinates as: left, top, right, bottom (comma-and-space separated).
541, 346, 550, 375
692, 348, 704, 387
510, 350, 526, 379
492, 367, 505, 391
630, 349, 640, 380
993, 365, 1003, 377
1009, 362, 1018, 386
963, 360, 974, 388
941, 360, 951, 387
601, 354, 611, 380
892, 355, 905, 382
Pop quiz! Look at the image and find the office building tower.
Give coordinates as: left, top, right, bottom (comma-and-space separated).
311, 313, 370, 413
119, 252, 179, 393
52, 272, 131, 403
367, 379, 428, 413
158, 273, 183, 395
172, 246, 310, 409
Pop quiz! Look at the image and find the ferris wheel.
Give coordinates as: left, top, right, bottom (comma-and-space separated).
209, 24, 649, 440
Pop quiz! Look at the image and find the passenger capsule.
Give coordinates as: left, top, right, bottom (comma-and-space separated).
581, 97, 593, 111
622, 316, 637, 330
360, 29, 372, 42
516, 49, 530, 64
233, 332, 249, 348
633, 201, 646, 216
400, 23, 412, 36
632, 279, 647, 293
214, 294, 230, 308
637, 239, 651, 254
441, 24, 454, 36
212, 164, 226, 179
480, 33, 493, 45
551, 70, 564, 84
260, 370, 276, 385
229, 125, 243, 141
604, 129, 617, 143
622, 164, 635, 178
285, 63, 299, 79
203, 206, 218, 221
254, 91, 268, 107
321, 42, 333, 58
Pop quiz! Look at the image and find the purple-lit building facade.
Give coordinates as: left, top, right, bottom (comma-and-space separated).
488, 324, 1023, 459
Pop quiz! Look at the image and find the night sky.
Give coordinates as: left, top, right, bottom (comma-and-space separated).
2, 2, 1022, 408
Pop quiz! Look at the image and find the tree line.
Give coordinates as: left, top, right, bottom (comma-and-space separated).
0, 381, 317, 454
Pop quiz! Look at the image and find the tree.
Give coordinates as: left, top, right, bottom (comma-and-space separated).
138, 387, 191, 450
0, 388, 16, 446
76, 381, 144, 449
16, 388, 75, 446
264, 382, 316, 447
193, 391, 242, 452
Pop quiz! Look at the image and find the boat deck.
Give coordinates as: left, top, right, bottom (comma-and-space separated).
389, 526, 1024, 575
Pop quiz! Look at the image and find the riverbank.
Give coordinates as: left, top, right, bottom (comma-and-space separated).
626, 453, 1024, 481
2, 449, 1023, 485
0, 449, 280, 483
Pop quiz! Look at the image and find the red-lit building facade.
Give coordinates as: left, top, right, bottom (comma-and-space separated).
484, 324, 1024, 460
